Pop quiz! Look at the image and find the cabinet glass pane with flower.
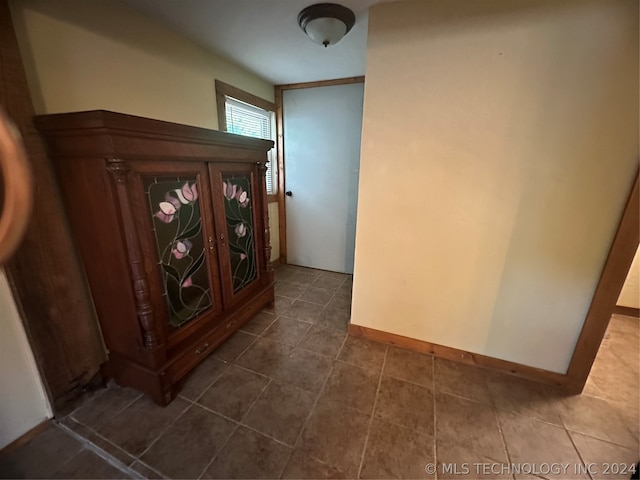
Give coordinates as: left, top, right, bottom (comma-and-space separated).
145, 176, 213, 328
210, 163, 264, 308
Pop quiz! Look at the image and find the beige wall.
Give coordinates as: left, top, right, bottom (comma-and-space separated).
618, 246, 639, 309
9, 0, 279, 259
0, 271, 51, 449
268, 202, 280, 263
9, 0, 274, 126
353, 0, 638, 373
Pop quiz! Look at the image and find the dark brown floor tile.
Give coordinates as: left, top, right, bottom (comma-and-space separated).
130, 461, 165, 479
360, 417, 434, 479
298, 398, 370, 477
485, 371, 563, 425
293, 266, 324, 276
300, 287, 335, 306
338, 282, 352, 295
274, 349, 333, 393
178, 357, 228, 400
197, 365, 269, 420
60, 418, 135, 467
204, 426, 291, 479
98, 395, 189, 456
275, 281, 308, 299
289, 272, 319, 286
435, 393, 507, 469
316, 307, 351, 331
322, 361, 379, 414
320, 271, 348, 281
281, 300, 324, 323
0, 425, 83, 479
498, 411, 588, 479
435, 358, 492, 405
298, 326, 346, 358
262, 317, 311, 346
263, 295, 294, 315
338, 336, 386, 370
313, 275, 345, 291
327, 293, 351, 310
374, 375, 434, 434
71, 386, 141, 431
240, 311, 277, 335
281, 450, 345, 479
385, 346, 433, 387
243, 381, 315, 446
557, 394, 639, 449
274, 268, 294, 283
235, 337, 294, 376
212, 331, 257, 362
140, 404, 235, 479
569, 431, 638, 480
51, 449, 131, 479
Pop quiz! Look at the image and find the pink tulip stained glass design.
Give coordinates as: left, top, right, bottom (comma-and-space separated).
146, 177, 212, 328
223, 175, 257, 292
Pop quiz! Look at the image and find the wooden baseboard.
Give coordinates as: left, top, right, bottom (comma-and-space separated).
613, 305, 640, 317
348, 324, 567, 387
0, 419, 52, 458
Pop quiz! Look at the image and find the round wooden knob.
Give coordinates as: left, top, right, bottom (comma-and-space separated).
0, 109, 33, 265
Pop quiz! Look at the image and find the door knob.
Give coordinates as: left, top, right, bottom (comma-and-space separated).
285, 191, 292, 197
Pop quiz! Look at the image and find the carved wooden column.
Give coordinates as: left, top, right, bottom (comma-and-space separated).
257, 162, 273, 277
0, 0, 105, 410
106, 159, 158, 349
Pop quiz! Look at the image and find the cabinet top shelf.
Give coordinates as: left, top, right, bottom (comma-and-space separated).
35, 110, 274, 159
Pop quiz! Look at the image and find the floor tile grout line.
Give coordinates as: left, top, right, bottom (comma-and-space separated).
563, 426, 640, 451
56, 422, 143, 479
289, 332, 352, 458
186, 386, 305, 451
224, 327, 262, 365
133, 399, 194, 473
70, 390, 142, 428
186, 360, 233, 405
196, 376, 275, 480
492, 401, 517, 480
564, 428, 594, 480
356, 344, 389, 479
58, 417, 136, 466
196, 423, 241, 480
129, 458, 166, 479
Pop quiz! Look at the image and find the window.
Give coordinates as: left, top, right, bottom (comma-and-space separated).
215, 80, 277, 195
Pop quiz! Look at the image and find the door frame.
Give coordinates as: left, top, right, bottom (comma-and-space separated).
564, 168, 639, 392
274, 76, 365, 264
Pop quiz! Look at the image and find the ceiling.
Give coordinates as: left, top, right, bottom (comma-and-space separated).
122, 0, 388, 85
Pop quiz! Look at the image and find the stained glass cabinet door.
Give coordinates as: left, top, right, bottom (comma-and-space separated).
128, 161, 224, 340
210, 163, 265, 308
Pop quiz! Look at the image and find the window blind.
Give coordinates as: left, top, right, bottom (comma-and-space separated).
225, 96, 275, 194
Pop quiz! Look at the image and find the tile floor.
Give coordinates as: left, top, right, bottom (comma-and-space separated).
1, 265, 638, 479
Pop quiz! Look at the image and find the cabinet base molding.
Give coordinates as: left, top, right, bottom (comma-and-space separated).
348, 323, 567, 387
104, 270, 274, 406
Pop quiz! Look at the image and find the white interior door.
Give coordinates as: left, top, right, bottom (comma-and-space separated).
283, 83, 364, 274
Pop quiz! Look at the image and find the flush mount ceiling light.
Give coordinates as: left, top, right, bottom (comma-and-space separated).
298, 3, 356, 48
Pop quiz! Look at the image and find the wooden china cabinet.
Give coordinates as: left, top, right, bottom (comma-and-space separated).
35, 110, 275, 405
